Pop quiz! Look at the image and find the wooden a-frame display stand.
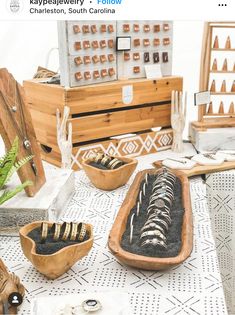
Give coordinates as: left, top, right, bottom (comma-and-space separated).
0, 68, 46, 197
192, 21, 235, 130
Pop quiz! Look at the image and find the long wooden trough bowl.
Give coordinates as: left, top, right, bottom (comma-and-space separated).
19, 221, 93, 279
82, 156, 138, 191
108, 169, 193, 270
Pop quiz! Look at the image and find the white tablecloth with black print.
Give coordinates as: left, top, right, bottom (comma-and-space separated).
206, 170, 235, 315
0, 150, 228, 315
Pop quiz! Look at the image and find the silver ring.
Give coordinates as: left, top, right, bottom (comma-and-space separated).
141, 223, 165, 234
140, 230, 166, 241
141, 238, 167, 248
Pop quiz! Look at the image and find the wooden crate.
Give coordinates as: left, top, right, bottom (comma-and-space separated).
23, 76, 182, 170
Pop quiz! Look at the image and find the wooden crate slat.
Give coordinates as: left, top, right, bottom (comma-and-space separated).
24, 77, 182, 115
39, 128, 173, 170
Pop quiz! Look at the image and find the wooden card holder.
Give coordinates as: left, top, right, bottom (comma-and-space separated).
0, 68, 45, 197
108, 169, 193, 270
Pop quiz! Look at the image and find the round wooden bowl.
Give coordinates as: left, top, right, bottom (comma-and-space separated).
19, 221, 93, 279
82, 156, 138, 191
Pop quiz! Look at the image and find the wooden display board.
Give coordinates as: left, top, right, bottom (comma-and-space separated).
0, 69, 46, 196
23, 76, 183, 170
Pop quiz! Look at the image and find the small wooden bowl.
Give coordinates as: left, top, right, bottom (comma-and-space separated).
108, 169, 193, 270
82, 156, 138, 191
19, 221, 93, 279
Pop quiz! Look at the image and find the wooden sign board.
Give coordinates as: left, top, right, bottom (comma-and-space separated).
0, 68, 46, 197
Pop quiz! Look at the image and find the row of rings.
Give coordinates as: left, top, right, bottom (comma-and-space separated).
92, 152, 123, 169
41, 222, 87, 243
141, 169, 176, 247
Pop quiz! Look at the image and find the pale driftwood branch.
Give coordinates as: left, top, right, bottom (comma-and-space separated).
171, 90, 187, 153
56, 106, 72, 169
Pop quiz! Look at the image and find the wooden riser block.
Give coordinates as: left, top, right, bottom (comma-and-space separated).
190, 124, 235, 152
0, 163, 75, 235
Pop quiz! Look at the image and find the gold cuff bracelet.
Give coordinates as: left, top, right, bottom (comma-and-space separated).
41, 222, 48, 243
61, 222, 71, 241
70, 222, 79, 241
78, 223, 87, 242
51, 223, 61, 241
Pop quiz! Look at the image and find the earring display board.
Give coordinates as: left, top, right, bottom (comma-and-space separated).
0, 68, 46, 197
58, 20, 173, 87
117, 21, 173, 79
58, 21, 117, 87
193, 22, 235, 129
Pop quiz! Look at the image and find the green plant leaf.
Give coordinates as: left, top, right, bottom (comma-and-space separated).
6, 155, 33, 183
0, 180, 33, 205
0, 137, 19, 189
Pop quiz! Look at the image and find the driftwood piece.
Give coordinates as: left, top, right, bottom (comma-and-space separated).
56, 106, 72, 169
0, 259, 25, 315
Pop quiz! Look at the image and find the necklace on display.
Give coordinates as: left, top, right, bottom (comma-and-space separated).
0, 82, 38, 176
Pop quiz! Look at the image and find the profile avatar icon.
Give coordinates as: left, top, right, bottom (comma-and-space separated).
8, 292, 23, 307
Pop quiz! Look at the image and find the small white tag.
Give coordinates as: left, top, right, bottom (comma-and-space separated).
144, 64, 162, 79
122, 85, 133, 104
194, 91, 211, 106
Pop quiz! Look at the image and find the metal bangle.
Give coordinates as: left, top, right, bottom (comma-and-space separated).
94, 152, 103, 163
61, 222, 71, 241
41, 222, 48, 243
101, 155, 111, 166
78, 223, 87, 242
141, 222, 165, 235
51, 223, 61, 241
107, 158, 119, 168
70, 222, 79, 241
145, 217, 169, 231
111, 160, 123, 170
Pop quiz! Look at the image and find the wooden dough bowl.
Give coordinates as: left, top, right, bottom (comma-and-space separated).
82, 156, 138, 191
108, 169, 193, 270
19, 221, 93, 279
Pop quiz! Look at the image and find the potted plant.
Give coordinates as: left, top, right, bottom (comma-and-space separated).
0, 137, 33, 205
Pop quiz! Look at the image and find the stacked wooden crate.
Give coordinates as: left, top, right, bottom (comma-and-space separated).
23, 76, 182, 170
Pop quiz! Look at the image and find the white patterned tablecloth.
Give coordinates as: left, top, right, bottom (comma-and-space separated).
0, 152, 228, 315
206, 171, 235, 315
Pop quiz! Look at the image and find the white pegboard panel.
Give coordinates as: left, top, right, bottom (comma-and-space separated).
58, 20, 117, 87
58, 20, 173, 87
0, 156, 228, 315
117, 20, 173, 79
